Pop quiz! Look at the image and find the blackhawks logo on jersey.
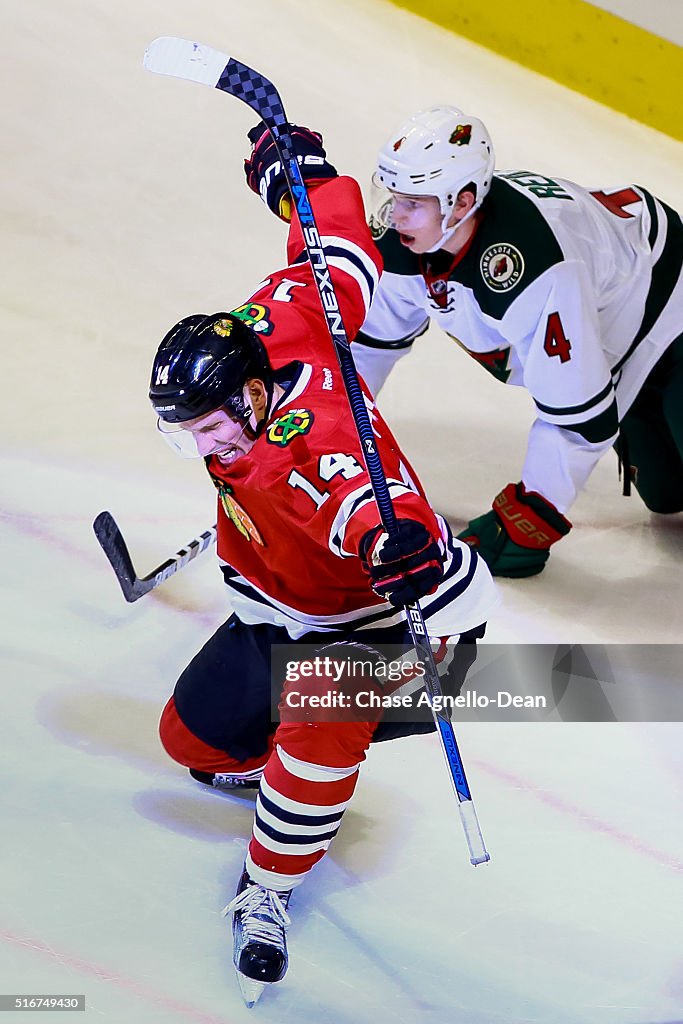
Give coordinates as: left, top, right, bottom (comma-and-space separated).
266, 409, 314, 447
229, 302, 274, 336
218, 485, 264, 545
480, 243, 525, 293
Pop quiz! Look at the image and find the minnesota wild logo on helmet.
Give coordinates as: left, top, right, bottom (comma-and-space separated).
266, 409, 314, 447
449, 123, 472, 146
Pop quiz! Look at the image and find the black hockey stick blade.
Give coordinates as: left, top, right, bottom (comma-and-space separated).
93, 511, 217, 602
93, 511, 140, 601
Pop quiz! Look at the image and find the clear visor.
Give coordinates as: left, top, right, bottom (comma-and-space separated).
155, 410, 253, 463
369, 177, 447, 232
368, 177, 398, 234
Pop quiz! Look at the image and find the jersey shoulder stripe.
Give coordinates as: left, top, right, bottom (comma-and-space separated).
329, 235, 381, 295
291, 234, 380, 312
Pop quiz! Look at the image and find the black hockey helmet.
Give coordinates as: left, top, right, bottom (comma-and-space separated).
149, 313, 273, 424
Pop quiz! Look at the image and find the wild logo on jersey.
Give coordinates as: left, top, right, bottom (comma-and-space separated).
480, 243, 525, 292
217, 484, 265, 545
267, 409, 314, 447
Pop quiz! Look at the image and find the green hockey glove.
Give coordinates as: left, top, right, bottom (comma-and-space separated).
457, 482, 572, 578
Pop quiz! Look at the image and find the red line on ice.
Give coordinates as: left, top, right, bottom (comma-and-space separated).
473, 758, 683, 872
1, 928, 235, 1024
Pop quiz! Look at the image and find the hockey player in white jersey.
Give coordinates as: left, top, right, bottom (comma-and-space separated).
354, 106, 683, 577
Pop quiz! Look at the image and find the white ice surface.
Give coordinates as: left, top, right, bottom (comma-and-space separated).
1, 1, 682, 1022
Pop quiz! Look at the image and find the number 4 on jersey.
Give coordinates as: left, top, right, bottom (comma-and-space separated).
543, 311, 571, 363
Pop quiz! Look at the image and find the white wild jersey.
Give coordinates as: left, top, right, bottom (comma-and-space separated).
355, 172, 683, 513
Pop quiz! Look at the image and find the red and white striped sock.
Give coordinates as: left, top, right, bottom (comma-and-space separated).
246, 744, 360, 890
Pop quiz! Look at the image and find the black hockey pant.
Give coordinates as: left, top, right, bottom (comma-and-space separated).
616, 332, 683, 513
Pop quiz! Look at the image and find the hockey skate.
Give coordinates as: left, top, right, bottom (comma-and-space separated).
189, 768, 262, 791
222, 868, 292, 1008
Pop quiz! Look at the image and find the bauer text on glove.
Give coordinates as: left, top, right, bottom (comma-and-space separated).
457, 482, 571, 578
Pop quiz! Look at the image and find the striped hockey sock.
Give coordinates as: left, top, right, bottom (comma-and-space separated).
246, 744, 360, 890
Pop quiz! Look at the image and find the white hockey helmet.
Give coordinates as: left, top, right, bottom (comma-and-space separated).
372, 105, 495, 247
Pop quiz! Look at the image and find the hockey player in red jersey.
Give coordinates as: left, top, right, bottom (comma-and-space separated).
149, 124, 497, 1005
354, 106, 683, 578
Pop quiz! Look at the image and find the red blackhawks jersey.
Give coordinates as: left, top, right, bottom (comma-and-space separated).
206, 177, 496, 639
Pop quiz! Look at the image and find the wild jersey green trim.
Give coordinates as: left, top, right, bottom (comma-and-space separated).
453, 178, 566, 320
373, 225, 422, 277
372, 177, 566, 320
534, 380, 614, 417
641, 187, 659, 248
562, 401, 619, 443
355, 322, 428, 349
612, 198, 683, 374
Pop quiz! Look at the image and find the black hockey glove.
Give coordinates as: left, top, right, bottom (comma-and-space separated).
360, 519, 444, 607
457, 482, 572, 578
244, 122, 337, 222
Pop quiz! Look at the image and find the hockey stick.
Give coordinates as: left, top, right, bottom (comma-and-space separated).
93, 510, 217, 603
143, 37, 489, 866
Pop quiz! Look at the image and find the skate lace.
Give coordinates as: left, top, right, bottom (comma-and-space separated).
222, 885, 291, 948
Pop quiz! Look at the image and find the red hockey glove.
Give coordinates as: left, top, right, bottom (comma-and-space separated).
457, 482, 571, 578
244, 122, 338, 222
360, 519, 444, 607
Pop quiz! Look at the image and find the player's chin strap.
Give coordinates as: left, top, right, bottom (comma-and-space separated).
426, 200, 481, 253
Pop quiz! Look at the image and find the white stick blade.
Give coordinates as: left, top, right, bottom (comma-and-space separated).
143, 37, 230, 87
